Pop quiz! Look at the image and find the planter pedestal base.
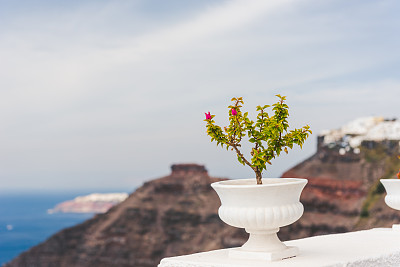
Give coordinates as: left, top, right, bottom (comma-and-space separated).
229, 246, 299, 261
228, 228, 299, 261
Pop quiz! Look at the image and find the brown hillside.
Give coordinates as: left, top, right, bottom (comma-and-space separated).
4, 164, 246, 267
5, 140, 400, 267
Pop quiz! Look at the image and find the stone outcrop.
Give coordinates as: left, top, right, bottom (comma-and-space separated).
279, 139, 400, 240
5, 121, 400, 266
4, 164, 247, 267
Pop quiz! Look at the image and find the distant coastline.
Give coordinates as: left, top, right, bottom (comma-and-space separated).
48, 193, 129, 214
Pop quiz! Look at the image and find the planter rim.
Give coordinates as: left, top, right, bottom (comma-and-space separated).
380, 178, 400, 183
211, 178, 307, 189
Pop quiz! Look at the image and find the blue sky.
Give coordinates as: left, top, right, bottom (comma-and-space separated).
0, 0, 399, 192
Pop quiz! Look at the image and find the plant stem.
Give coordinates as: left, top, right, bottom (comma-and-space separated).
230, 143, 262, 184
255, 169, 262, 185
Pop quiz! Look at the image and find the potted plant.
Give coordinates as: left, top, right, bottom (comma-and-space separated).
204, 95, 312, 261
380, 155, 400, 230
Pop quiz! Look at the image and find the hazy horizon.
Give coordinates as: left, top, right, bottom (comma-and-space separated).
1, 0, 399, 191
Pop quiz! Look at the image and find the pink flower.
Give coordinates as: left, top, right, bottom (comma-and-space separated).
231, 109, 237, 116
205, 112, 212, 120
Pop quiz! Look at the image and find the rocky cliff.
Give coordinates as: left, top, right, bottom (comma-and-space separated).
4, 164, 247, 267
280, 120, 400, 239
5, 117, 400, 267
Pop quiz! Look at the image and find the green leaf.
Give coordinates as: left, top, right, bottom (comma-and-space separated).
204, 94, 310, 182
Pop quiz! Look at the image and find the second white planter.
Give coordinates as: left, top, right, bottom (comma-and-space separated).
380, 179, 400, 230
211, 178, 307, 261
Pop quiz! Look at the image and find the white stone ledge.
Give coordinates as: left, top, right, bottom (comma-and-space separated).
158, 228, 400, 267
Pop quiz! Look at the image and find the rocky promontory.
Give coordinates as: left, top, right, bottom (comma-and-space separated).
280, 117, 400, 239
5, 164, 247, 267
5, 117, 400, 267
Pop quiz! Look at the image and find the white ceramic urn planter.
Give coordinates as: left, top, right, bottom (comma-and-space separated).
211, 178, 307, 261
380, 179, 400, 230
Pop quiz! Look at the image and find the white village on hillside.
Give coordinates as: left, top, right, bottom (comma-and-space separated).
320, 117, 400, 155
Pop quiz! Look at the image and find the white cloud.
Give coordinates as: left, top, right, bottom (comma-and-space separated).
0, 0, 399, 190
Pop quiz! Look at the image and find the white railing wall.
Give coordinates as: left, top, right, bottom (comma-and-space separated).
159, 228, 400, 267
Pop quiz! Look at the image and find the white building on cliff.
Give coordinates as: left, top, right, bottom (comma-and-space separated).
319, 117, 400, 154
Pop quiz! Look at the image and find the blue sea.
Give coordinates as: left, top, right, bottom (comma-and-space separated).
0, 191, 126, 266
